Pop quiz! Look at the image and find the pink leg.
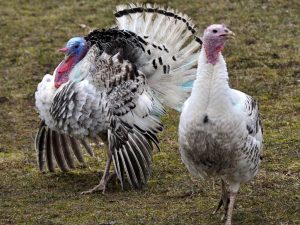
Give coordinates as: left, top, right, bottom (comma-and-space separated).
81, 151, 116, 194
213, 179, 229, 221
225, 183, 240, 225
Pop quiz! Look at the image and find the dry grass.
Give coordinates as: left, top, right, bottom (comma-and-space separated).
0, 0, 299, 224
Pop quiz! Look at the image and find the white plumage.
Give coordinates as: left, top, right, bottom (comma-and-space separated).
114, 4, 201, 109
179, 24, 263, 225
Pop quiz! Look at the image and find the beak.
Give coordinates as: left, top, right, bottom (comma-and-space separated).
227, 30, 236, 39
59, 47, 69, 53
223, 30, 236, 39
58, 47, 71, 61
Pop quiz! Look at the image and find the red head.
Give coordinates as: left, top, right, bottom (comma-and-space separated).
54, 37, 88, 88
203, 24, 235, 65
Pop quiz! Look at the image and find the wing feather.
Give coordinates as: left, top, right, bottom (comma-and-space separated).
127, 133, 151, 173
118, 147, 134, 188
34, 120, 100, 172
45, 127, 55, 172
125, 141, 146, 184
51, 130, 70, 172
80, 139, 95, 157
122, 145, 140, 187
60, 133, 76, 169
232, 89, 263, 140
69, 137, 86, 166
92, 53, 164, 188
35, 120, 46, 171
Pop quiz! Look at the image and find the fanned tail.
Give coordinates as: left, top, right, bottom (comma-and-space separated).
114, 4, 201, 111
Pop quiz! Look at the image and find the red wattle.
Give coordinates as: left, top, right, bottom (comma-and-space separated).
54, 82, 61, 89
54, 56, 76, 88
57, 56, 76, 74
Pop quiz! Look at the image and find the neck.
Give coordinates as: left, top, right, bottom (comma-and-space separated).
195, 47, 229, 80
204, 46, 221, 65
189, 47, 231, 111
203, 40, 224, 65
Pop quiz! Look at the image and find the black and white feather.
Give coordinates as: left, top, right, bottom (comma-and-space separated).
35, 4, 202, 189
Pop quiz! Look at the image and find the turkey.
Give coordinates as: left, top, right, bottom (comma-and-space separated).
178, 24, 263, 225
35, 4, 202, 193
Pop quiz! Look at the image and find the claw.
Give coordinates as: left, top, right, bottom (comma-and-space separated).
81, 149, 117, 195
81, 182, 107, 195
81, 172, 117, 194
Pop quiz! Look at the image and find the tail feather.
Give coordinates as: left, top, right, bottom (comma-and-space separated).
114, 4, 202, 111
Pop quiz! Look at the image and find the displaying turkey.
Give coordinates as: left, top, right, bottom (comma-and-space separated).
35, 4, 202, 193
178, 24, 263, 225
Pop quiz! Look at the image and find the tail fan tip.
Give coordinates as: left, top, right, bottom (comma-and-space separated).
114, 3, 202, 43
114, 4, 201, 111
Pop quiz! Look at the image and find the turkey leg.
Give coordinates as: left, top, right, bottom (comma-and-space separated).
224, 190, 238, 225
81, 151, 116, 194
213, 179, 230, 221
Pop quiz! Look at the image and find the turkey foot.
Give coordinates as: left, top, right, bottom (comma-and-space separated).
81, 152, 115, 194
81, 172, 116, 194
213, 179, 229, 221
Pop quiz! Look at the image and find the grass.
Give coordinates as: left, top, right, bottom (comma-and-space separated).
0, 0, 299, 224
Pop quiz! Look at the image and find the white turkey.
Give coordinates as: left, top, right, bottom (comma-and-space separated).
35, 4, 202, 193
178, 24, 263, 225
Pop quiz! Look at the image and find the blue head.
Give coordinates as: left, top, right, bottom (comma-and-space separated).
59, 37, 88, 62
54, 37, 88, 88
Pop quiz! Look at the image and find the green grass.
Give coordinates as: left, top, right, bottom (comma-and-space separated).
0, 0, 299, 224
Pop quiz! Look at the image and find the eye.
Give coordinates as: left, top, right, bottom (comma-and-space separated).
224, 29, 228, 33
212, 29, 218, 33
74, 44, 79, 48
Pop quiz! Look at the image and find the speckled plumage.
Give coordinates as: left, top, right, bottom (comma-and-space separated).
179, 24, 263, 225
35, 4, 201, 192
